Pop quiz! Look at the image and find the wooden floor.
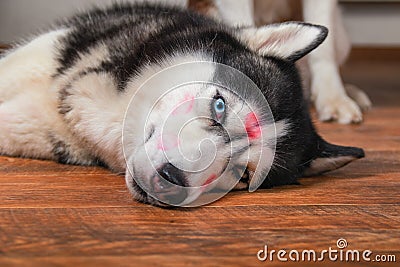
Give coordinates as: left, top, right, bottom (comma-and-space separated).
1, 50, 399, 266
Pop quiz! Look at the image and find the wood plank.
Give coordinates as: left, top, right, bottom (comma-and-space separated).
0, 207, 399, 256
1, 173, 399, 208
1, 255, 398, 267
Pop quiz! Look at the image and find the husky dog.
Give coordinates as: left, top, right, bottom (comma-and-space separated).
189, 0, 372, 124
0, 3, 364, 206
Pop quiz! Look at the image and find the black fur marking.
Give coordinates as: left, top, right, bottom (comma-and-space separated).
144, 125, 155, 144
49, 133, 105, 167
206, 119, 231, 144
58, 84, 73, 115
57, 69, 98, 116
130, 179, 149, 203
55, 4, 216, 80
240, 168, 250, 184
232, 143, 251, 158
319, 141, 365, 159
49, 136, 74, 164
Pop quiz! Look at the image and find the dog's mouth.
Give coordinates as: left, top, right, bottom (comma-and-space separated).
150, 163, 189, 205
128, 163, 190, 207
128, 178, 177, 208
128, 163, 253, 207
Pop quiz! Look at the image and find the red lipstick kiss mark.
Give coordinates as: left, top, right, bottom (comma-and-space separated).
245, 112, 261, 140
157, 134, 180, 151
203, 173, 217, 186
172, 93, 195, 115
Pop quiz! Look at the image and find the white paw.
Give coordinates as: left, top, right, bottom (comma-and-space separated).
345, 84, 372, 111
315, 94, 363, 124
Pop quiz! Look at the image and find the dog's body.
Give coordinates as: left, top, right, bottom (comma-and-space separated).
0, 3, 364, 206
189, 0, 372, 124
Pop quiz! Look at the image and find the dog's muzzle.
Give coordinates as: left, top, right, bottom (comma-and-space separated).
151, 163, 188, 205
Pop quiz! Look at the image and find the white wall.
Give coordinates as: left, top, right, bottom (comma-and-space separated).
0, 0, 185, 43
341, 3, 400, 46
0, 0, 399, 46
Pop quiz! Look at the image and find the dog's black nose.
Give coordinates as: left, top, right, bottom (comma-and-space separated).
152, 163, 187, 205
158, 163, 186, 186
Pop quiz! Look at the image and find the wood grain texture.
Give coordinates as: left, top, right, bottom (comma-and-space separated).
0, 50, 399, 266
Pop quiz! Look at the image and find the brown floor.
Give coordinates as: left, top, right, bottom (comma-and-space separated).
0, 49, 399, 267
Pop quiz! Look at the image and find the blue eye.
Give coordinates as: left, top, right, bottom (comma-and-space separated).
213, 97, 226, 117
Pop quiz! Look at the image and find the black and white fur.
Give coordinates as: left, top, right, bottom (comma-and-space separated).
0, 3, 364, 206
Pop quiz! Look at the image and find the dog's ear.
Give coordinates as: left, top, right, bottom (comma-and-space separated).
303, 138, 365, 176
239, 22, 328, 62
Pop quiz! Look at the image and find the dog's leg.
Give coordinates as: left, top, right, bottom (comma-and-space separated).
0, 31, 65, 160
0, 30, 96, 164
0, 93, 57, 160
332, 4, 372, 111
303, 0, 363, 124
344, 84, 372, 111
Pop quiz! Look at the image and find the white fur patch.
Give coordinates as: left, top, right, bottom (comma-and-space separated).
304, 155, 356, 176
0, 29, 68, 101
239, 22, 324, 60
122, 53, 215, 151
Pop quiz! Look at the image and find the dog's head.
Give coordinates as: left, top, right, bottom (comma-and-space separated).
123, 22, 364, 207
